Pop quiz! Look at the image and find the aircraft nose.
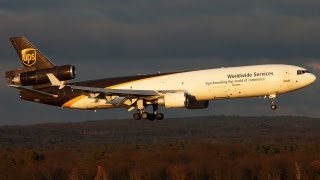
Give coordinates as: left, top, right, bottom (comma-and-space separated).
309, 73, 317, 84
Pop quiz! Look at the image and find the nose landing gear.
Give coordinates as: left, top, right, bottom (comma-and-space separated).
269, 94, 277, 110
271, 104, 277, 110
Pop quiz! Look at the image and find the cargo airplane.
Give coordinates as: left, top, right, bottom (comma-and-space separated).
5, 37, 317, 120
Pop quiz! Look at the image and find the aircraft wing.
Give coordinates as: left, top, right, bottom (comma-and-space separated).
68, 85, 160, 97
8, 85, 58, 98
47, 73, 160, 98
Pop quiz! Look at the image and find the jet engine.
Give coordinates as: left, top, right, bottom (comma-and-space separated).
157, 92, 209, 109
10, 65, 76, 86
157, 92, 187, 108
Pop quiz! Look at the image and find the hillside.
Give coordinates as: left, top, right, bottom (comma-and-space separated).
0, 116, 320, 179
1, 115, 319, 147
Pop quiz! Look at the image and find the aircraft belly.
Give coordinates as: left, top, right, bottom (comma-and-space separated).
66, 96, 115, 109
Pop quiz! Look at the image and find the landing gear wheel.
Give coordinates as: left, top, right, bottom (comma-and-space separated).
133, 113, 141, 120
155, 113, 164, 120
141, 112, 149, 120
268, 94, 277, 111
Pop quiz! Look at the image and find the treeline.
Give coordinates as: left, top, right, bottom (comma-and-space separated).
0, 116, 320, 179
1, 143, 320, 179
1, 116, 320, 148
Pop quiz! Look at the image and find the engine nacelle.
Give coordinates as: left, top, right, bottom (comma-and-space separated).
11, 65, 76, 86
158, 92, 210, 109
158, 92, 187, 108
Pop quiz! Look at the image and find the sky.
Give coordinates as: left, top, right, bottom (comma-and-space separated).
0, 0, 320, 125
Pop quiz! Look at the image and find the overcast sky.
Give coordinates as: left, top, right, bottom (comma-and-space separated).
0, 0, 319, 125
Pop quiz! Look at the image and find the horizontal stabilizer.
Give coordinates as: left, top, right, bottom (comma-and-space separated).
8, 85, 58, 98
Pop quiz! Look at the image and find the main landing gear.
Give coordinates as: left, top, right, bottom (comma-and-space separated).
269, 94, 277, 110
133, 112, 164, 120
133, 104, 164, 121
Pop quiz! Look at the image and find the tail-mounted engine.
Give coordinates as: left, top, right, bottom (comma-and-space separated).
157, 92, 209, 109
6, 65, 76, 86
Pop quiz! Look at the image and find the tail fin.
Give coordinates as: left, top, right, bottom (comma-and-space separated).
10, 37, 55, 69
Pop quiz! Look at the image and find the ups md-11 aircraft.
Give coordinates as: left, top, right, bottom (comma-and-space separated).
5, 37, 316, 120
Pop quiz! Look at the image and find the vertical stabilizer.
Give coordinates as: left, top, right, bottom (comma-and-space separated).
10, 37, 55, 69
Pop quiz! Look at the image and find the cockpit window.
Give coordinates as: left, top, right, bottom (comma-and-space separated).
297, 70, 310, 75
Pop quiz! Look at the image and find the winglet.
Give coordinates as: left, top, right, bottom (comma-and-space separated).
47, 73, 65, 89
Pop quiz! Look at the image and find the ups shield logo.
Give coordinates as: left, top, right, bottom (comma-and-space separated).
21, 48, 36, 66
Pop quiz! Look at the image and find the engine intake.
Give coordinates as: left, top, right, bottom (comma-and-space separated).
11, 65, 76, 86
